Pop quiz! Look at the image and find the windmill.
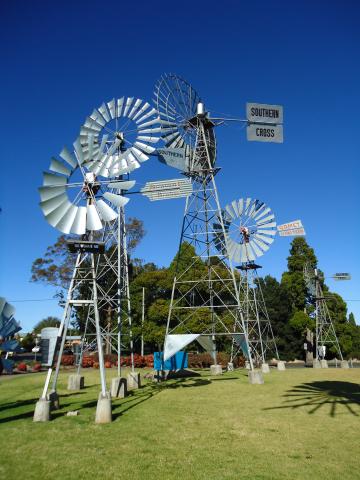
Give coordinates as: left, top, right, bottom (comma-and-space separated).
213, 197, 279, 370
74, 97, 161, 392
154, 74, 253, 375
0, 297, 21, 374
303, 263, 349, 368
34, 138, 136, 423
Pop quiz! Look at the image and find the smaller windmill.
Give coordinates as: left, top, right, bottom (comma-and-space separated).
213, 198, 279, 368
0, 297, 21, 374
303, 263, 349, 368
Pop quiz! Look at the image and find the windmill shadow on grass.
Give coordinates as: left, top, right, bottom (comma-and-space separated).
264, 381, 360, 417
112, 376, 211, 420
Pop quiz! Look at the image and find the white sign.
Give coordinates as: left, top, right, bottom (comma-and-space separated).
157, 148, 187, 171
277, 220, 303, 231
279, 227, 306, 237
141, 178, 192, 201
247, 103, 283, 124
247, 124, 283, 143
333, 273, 351, 281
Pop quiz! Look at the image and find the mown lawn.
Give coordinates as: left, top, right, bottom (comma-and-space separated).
0, 367, 359, 480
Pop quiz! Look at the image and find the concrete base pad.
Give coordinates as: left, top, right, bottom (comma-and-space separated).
245, 361, 251, 370
313, 359, 321, 369
49, 390, 60, 410
227, 362, 234, 371
277, 361, 286, 371
111, 377, 127, 398
67, 374, 84, 391
127, 372, 141, 390
33, 398, 51, 422
340, 360, 349, 369
95, 391, 112, 424
210, 364, 223, 375
248, 370, 264, 384
261, 363, 270, 374
320, 359, 328, 368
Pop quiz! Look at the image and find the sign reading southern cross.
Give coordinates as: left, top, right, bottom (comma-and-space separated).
246, 102, 284, 143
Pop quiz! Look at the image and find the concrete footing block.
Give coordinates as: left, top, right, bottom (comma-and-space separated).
245, 361, 251, 370
248, 370, 264, 384
95, 391, 112, 424
49, 390, 60, 410
111, 377, 127, 398
277, 361, 286, 371
340, 360, 349, 369
227, 362, 234, 371
320, 359, 328, 368
210, 364, 223, 375
127, 372, 141, 390
313, 359, 321, 369
33, 398, 51, 422
261, 363, 270, 374
67, 374, 84, 391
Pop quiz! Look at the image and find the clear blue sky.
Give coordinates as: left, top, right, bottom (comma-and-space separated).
1, 0, 359, 331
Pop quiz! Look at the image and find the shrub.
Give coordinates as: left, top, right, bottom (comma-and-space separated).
17, 362, 27, 372
82, 356, 94, 368
33, 363, 42, 372
93, 362, 99, 369
61, 355, 75, 366
104, 361, 112, 368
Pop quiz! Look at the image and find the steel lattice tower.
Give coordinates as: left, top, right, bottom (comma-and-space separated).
304, 264, 343, 361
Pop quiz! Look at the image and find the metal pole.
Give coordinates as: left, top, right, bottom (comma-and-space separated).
141, 287, 145, 357
117, 206, 121, 377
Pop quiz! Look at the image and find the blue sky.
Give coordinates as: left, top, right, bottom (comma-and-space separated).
1, 0, 359, 331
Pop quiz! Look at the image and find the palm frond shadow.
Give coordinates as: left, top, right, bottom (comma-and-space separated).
264, 381, 360, 417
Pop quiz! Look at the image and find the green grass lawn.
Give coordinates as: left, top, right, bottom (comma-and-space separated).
0, 367, 359, 480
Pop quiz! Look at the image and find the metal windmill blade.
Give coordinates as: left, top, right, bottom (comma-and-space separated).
80, 97, 160, 178
39, 140, 135, 235
214, 197, 277, 264
0, 297, 21, 351
154, 73, 217, 171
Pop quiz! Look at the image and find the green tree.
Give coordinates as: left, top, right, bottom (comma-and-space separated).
32, 316, 61, 334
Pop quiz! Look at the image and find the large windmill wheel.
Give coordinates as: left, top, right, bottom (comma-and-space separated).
154, 73, 216, 169
214, 198, 277, 264
39, 139, 135, 235
80, 97, 160, 178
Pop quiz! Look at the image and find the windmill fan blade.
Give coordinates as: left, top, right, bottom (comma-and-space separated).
60, 146, 77, 168
257, 214, 275, 225
98, 103, 110, 123
138, 118, 160, 130
131, 147, 149, 163
40, 193, 68, 216
96, 199, 117, 222
132, 102, 150, 121
136, 108, 157, 125
90, 108, 106, 127
107, 98, 116, 119
116, 97, 124, 118
73, 138, 85, 165
43, 172, 67, 186
254, 207, 270, 221
123, 97, 134, 117
137, 135, 160, 144
55, 205, 79, 234
257, 222, 277, 230
231, 199, 240, 217
84, 117, 102, 132
253, 237, 270, 252
249, 240, 264, 258
134, 141, 156, 154
103, 192, 130, 208
107, 180, 136, 191
39, 186, 66, 201
45, 200, 72, 229
86, 204, 103, 231
70, 207, 87, 234
255, 233, 275, 244
237, 198, 244, 216
225, 204, 235, 220
49, 158, 71, 176
128, 98, 142, 119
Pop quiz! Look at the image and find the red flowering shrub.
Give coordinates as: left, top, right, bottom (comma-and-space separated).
61, 355, 75, 366
93, 362, 99, 369
104, 361, 112, 368
17, 362, 27, 372
33, 363, 42, 372
82, 356, 94, 368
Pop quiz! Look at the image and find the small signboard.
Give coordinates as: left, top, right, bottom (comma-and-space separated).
277, 220, 303, 231
157, 147, 187, 171
247, 103, 283, 124
141, 178, 192, 201
247, 124, 283, 143
333, 273, 351, 281
278, 227, 306, 237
